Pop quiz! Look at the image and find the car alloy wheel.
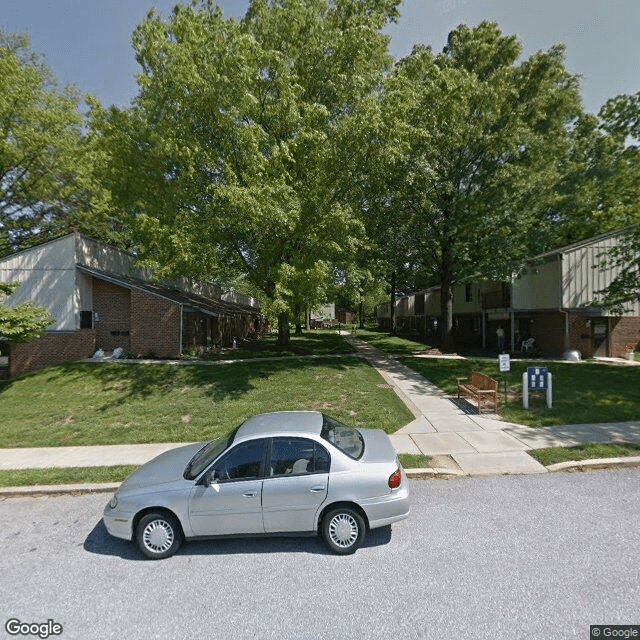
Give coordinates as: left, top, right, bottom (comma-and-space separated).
322, 507, 366, 555
136, 512, 183, 560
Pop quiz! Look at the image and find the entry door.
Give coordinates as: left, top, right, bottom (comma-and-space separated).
593, 321, 609, 357
189, 480, 264, 536
262, 437, 330, 533
188, 439, 266, 536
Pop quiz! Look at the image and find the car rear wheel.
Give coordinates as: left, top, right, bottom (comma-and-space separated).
136, 512, 183, 560
321, 507, 366, 555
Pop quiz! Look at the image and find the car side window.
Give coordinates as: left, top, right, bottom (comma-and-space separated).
270, 438, 330, 476
213, 439, 265, 482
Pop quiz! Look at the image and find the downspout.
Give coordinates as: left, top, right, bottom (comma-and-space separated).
558, 254, 570, 351
179, 303, 184, 357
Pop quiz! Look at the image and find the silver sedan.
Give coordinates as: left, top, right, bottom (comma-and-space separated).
103, 411, 410, 558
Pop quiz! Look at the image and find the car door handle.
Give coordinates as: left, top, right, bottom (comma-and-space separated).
243, 490, 258, 497
310, 486, 326, 492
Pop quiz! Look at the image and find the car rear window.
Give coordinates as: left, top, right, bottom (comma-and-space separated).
321, 415, 364, 460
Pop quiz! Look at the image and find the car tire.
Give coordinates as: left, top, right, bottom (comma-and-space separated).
136, 511, 183, 560
321, 507, 366, 555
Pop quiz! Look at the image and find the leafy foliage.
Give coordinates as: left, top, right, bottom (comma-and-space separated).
591, 91, 640, 309
0, 281, 54, 343
94, 0, 400, 343
373, 22, 582, 348
0, 30, 101, 254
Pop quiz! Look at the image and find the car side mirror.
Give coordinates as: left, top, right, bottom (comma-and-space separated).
203, 469, 220, 487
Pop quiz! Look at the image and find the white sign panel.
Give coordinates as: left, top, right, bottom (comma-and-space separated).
498, 354, 511, 372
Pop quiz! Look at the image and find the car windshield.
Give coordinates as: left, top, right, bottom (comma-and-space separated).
184, 429, 237, 480
320, 415, 364, 459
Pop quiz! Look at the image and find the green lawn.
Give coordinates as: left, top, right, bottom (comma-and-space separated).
0, 356, 413, 448
0, 465, 138, 487
184, 329, 356, 360
528, 442, 640, 466
401, 356, 640, 426
354, 327, 437, 354
397, 453, 430, 469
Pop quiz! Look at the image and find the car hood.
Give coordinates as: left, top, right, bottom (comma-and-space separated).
119, 442, 205, 493
358, 428, 397, 464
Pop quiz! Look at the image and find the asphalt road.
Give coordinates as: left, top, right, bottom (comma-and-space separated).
1, 470, 639, 640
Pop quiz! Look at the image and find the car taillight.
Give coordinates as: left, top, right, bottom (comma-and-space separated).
388, 468, 402, 489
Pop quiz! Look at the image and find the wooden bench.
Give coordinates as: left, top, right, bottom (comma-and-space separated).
457, 371, 499, 414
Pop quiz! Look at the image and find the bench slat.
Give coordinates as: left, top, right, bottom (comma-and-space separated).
457, 370, 499, 414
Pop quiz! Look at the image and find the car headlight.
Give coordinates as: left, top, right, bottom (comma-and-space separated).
109, 495, 118, 509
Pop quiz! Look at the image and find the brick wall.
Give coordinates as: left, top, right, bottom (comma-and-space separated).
609, 316, 640, 357
8, 330, 96, 378
129, 290, 181, 358
523, 312, 566, 356
528, 312, 640, 358
93, 279, 131, 351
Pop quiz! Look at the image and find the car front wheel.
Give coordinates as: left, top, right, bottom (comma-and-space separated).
136, 512, 183, 560
321, 507, 366, 555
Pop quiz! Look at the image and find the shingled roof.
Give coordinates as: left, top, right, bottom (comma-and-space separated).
76, 265, 260, 318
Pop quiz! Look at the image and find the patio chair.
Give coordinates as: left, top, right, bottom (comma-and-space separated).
521, 337, 535, 352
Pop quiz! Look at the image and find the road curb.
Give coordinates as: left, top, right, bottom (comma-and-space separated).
0, 482, 120, 498
545, 456, 640, 473
405, 467, 466, 479
1, 471, 467, 496
2, 458, 639, 497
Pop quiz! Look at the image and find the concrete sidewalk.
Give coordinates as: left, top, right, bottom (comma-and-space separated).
344, 335, 640, 476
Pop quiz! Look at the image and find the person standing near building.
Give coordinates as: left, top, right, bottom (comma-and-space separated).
496, 326, 505, 352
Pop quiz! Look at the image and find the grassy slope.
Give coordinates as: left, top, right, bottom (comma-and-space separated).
0, 357, 413, 448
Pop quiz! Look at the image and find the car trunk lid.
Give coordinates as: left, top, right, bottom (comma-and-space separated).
358, 428, 397, 464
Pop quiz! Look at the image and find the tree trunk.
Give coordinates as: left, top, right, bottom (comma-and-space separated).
359, 298, 365, 329
294, 303, 302, 336
390, 270, 397, 336
277, 312, 291, 346
440, 258, 455, 352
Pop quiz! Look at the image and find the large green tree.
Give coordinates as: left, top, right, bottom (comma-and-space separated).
592, 91, 640, 310
375, 22, 582, 349
94, 0, 399, 344
0, 30, 99, 255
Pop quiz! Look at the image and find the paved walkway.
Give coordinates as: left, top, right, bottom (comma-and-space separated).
1, 335, 639, 478
344, 335, 640, 475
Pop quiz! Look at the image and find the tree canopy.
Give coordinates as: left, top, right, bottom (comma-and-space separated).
592, 90, 640, 310
94, 0, 400, 343
372, 21, 582, 348
0, 29, 99, 255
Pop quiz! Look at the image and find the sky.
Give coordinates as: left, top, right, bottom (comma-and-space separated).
2, 0, 639, 115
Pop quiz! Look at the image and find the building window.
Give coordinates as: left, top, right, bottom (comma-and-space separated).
80, 311, 93, 329
465, 284, 473, 303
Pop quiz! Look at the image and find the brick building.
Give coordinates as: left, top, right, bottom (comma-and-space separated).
377, 230, 640, 358
0, 234, 263, 377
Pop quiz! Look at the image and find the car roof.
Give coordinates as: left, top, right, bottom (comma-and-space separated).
235, 411, 324, 441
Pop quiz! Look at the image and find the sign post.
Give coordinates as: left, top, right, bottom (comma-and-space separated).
522, 367, 552, 409
498, 354, 510, 407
